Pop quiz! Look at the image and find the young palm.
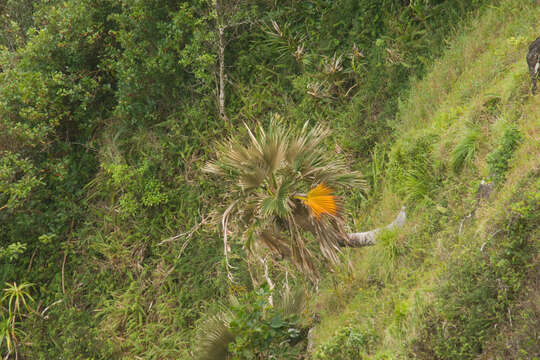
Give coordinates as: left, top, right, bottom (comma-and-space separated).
204, 116, 367, 277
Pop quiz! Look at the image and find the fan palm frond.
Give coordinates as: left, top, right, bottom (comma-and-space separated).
195, 311, 234, 360
275, 287, 305, 319
259, 180, 293, 218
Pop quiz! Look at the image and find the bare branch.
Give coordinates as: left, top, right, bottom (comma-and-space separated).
222, 200, 239, 282
40, 299, 63, 319
260, 256, 275, 305
159, 214, 209, 245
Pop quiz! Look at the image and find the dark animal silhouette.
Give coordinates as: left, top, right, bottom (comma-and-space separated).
527, 37, 540, 94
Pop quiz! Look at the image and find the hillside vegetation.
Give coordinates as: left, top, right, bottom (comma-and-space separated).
1, 0, 538, 359
311, 1, 540, 359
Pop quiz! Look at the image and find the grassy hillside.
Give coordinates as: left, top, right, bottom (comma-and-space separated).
311, 1, 540, 358
2, 0, 538, 359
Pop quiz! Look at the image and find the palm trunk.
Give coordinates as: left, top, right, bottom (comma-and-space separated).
339, 207, 406, 247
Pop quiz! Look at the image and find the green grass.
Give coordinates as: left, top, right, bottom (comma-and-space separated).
451, 127, 481, 174
310, 1, 540, 358
2, 0, 531, 358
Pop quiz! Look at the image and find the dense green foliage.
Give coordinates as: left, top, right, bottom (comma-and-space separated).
196, 286, 307, 360
415, 178, 539, 359
314, 325, 378, 359
4, 0, 539, 359
227, 287, 304, 359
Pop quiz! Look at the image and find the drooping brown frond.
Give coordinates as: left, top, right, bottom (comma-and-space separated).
259, 229, 292, 259
312, 216, 347, 266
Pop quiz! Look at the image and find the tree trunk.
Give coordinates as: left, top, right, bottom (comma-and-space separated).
217, 25, 228, 122
339, 207, 406, 247
214, 0, 228, 122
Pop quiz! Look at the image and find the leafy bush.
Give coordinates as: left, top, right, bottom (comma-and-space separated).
197, 287, 305, 360
228, 288, 304, 360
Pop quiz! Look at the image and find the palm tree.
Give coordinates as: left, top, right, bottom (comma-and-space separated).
204, 116, 404, 278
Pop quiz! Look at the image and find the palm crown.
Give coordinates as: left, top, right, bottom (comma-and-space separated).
204, 116, 366, 277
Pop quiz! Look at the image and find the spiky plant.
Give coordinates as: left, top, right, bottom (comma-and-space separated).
204, 116, 366, 277
451, 128, 480, 173
0, 282, 33, 358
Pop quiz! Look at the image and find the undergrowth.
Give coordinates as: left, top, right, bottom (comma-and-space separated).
2, 0, 538, 358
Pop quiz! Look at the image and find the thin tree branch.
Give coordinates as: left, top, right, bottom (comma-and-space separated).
62, 251, 67, 294
27, 249, 37, 272
40, 299, 63, 319
217, 25, 228, 122
158, 214, 209, 245
222, 200, 239, 282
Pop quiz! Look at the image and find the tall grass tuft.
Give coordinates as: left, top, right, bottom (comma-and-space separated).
387, 133, 439, 205
451, 127, 480, 173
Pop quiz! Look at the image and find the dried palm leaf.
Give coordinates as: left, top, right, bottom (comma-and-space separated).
294, 183, 339, 220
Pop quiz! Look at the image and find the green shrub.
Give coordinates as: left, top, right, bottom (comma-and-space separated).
228, 288, 304, 360
197, 287, 305, 360
314, 325, 378, 360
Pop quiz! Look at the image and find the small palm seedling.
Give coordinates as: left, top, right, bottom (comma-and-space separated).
196, 310, 234, 360
0, 282, 34, 357
204, 116, 367, 278
3, 282, 34, 323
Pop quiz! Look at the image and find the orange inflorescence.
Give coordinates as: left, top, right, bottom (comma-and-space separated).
302, 183, 338, 220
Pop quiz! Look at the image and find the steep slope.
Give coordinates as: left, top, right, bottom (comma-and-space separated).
0, 1, 490, 358
311, 1, 540, 359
